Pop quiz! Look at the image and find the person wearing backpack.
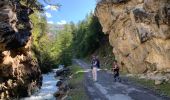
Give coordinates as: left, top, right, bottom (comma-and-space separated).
91, 56, 99, 82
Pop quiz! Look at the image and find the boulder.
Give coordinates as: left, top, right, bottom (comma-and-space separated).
155, 79, 163, 85
54, 80, 69, 99
56, 80, 63, 87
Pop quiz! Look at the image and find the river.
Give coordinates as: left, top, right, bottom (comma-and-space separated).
21, 70, 59, 100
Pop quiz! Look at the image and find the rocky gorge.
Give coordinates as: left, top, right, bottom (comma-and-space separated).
95, 0, 170, 74
0, 0, 42, 99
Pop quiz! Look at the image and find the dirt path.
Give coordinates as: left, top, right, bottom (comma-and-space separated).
74, 59, 169, 100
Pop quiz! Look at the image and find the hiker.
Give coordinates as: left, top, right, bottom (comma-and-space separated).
112, 60, 121, 82
91, 56, 99, 82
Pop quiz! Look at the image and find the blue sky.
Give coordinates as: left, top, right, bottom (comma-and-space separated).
39, 0, 97, 24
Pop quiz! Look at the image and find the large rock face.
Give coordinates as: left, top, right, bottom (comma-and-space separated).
0, 0, 42, 99
95, 0, 170, 74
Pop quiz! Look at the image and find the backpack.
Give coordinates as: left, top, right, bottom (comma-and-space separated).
96, 59, 100, 68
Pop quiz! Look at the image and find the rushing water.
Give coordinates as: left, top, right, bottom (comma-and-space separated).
21, 70, 59, 100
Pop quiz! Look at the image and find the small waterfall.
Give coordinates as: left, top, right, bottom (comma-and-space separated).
21, 70, 59, 100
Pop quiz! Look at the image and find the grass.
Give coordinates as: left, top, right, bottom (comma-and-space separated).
67, 65, 88, 100
128, 76, 170, 97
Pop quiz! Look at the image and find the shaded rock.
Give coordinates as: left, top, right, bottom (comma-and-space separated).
97, 0, 129, 4
54, 80, 69, 99
0, 1, 42, 99
55, 67, 70, 77
56, 80, 63, 87
112, 0, 129, 4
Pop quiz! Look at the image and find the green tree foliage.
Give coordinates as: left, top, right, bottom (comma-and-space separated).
19, 0, 44, 11
46, 13, 105, 68
30, 11, 104, 73
29, 6, 74, 73
19, 0, 53, 73
52, 24, 74, 66
72, 14, 105, 58
30, 12, 54, 73
18, 0, 62, 73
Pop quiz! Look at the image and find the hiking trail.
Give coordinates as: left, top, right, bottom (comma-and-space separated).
74, 59, 169, 100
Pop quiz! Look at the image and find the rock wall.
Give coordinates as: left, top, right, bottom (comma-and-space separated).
95, 0, 170, 74
0, 0, 42, 99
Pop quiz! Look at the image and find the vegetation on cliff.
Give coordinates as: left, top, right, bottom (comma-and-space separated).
72, 14, 105, 58
30, 12, 52, 73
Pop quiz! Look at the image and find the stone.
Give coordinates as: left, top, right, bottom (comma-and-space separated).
56, 80, 63, 87
54, 80, 69, 99
165, 78, 169, 82
155, 79, 163, 85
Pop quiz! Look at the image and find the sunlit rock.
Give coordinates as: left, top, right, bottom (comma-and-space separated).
95, 0, 170, 74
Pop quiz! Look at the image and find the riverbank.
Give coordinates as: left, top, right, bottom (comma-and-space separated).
126, 75, 170, 97
67, 65, 88, 100
54, 65, 88, 99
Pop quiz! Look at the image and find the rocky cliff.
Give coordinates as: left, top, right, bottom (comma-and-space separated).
95, 0, 170, 74
0, 0, 42, 99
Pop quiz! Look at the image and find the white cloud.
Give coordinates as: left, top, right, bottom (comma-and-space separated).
45, 5, 58, 11
45, 12, 52, 18
47, 21, 54, 24
57, 20, 67, 25
50, 6, 58, 11
45, 5, 50, 9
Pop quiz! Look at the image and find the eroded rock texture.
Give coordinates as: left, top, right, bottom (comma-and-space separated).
95, 0, 170, 74
0, 0, 42, 99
